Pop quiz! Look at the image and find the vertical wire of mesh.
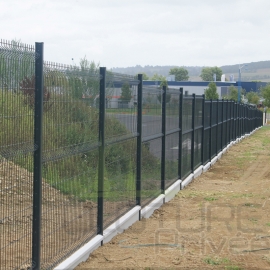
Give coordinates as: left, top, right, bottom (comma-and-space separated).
102, 72, 138, 229
0, 40, 35, 269
141, 86, 162, 207
40, 62, 100, 269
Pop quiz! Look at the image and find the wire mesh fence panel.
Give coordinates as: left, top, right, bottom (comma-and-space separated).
105, 72, 138, 143
141, 138, 161, 207
181, 132, 192, 178
165, 133, 179, 189
211, 126, 217, 158
194, 97, 203, 128
217, 101, 222, 152
212, 101, 217, 126
103, 139, 137, 229
102, 73, 138, 229
0, 40, 36, 270
204, 101, 211, 128
203, 128, 210, 164
141, 86, 162, 139
166, 88, 180, 132
217, 122, 222, 152
182, 97, 193, 132
40, 62, 100, 269
194, 129, 202, 169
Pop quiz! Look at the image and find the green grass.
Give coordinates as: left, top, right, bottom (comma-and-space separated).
204, 197, 218, 201
266, 223, 270, 227
203, 257, 241, 269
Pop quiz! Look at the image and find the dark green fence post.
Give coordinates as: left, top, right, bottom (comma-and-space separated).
32, 42, 44, 270
97, 67, 106, 238
136, 74, 143, 213
178, 88, 183, 179
161, 85, 166, 193
191, 94, 195, 173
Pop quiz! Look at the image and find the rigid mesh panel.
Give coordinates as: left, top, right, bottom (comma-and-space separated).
203, 128, 210, 164
182, 98, 192, 132
41, 62, 101, 269
194, 98, 203, 128
105, 74, 138, 142
181, 132, 192, 178
142, 87, 162, 139
211, 102, 218, 125
141, 138, 161, 207
0, 40, 35, 269
166, 89, 179, 132
218, 101, 222, 123
194, 129, 202, 169
103, 139, 137, 229
211, 126, 217, 158
222, 122, 227, 148
204, 102, 211, 128
217, 123, 222, 152
165, 133, 179, 189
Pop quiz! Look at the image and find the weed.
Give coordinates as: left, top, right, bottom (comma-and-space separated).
225, 266, 241, 270
266, 223, 270, 227
203, 257, 220, 265
204, 197, 217, 201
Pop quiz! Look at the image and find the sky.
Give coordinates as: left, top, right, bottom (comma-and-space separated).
1, 0, 270, 69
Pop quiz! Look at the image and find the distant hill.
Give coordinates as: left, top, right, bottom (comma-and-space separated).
110, 61, 270, 82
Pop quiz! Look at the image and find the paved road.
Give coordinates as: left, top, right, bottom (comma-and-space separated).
107, 113, 181, 161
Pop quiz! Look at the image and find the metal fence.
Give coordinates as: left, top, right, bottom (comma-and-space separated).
0, 40, 264, 269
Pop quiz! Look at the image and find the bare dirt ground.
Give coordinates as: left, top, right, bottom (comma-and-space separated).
76, 125, 270, 270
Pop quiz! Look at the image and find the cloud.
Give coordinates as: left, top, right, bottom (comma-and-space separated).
1, 0, 270, 67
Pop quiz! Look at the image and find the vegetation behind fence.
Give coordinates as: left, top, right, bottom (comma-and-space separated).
0, 40, 263, 269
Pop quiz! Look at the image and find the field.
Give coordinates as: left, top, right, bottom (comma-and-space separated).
76, 125, 270, 270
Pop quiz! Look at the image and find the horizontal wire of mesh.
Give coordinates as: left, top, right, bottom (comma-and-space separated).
141, 138, 161, 207
103, 139, 137, 229
165, 133, 179, 189
0, 40, 35, 270
41, 61, 101, 269
142, 86, 162, 139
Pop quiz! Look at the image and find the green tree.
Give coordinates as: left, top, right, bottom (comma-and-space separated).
169, 67, 189, 81
200, 66, 223, 81
120, 81, 132, 102
151, 73, 166, 81
136, 73, 149, 80
261, 84, 270, 107
205, 82, 219, 100
246, 91, 260, 105
223, 85, 238, 101
66, 56, 100, 102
